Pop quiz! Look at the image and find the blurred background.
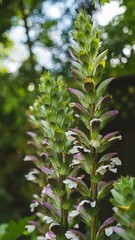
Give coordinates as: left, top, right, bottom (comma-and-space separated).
0, 0, 135, 226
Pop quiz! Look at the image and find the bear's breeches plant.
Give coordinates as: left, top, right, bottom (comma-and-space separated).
24, 9, 125, 240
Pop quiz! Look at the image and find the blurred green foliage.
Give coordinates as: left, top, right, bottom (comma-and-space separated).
111, 177, 135, 240
0, 216, 35, 240
101, 0, 135, 77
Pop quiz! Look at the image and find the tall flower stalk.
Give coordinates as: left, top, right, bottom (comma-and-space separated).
25, 73, 87, 239
68, 9, 121, 240
25, 9, 122, 240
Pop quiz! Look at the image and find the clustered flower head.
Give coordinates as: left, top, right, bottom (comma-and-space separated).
25, 9, 122, 240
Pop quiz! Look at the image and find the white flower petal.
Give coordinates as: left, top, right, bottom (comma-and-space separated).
37, 237, 46, 240
25, 169, 38, 181
42, 216, 53, 224
65, 131, 76, 141
25, 172, 36, 181
111, 157, 121, 165
79, 200, 90, 206
65, 131, 76, 136
68, 136, 76, 141
63, 179, 77, 189
25, 225, 35, 233
90, 118, 101, 125
33, 194, 39, 199
69, 146, 79, 154
49, 221, 60, 229
108, 135, 122, 142
105, 227, 113, 236
109, 167, 117, 173
30, 201, 39, 212
96, 165, 109, 175
69, 210, 79, 218
77, 200, 90, 211
69, 159, 80, 167
65, 231, 79, 240
74, 224, 79, 228
90, 201, 96, 208
83, 147, 90, 153
69, 145, 90, 154
36, 212, 44, 218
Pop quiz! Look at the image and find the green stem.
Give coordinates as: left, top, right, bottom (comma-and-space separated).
61, 203, 68, 229
91, 174, 97, 240
91, 150, 98, 240
89, 103, 98, 240
60, 153, 68, 231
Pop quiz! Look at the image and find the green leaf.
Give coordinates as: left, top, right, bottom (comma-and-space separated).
1, 217, 33, 240
62, 198, 75, 210
94, 50, 108, 68
100, 110, 118, 129
96, 77, 114, 97
98, 181, 114, 200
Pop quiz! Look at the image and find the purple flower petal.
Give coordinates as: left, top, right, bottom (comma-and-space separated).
101, 110, 119, 122
70, 128, 89, 144
40, 152, 49, 158
70, 102, 88, 114
28, 220, 39, 226
46, 230, 56, 239
69, 175, 85, 183
68, 88, 84, 99
26, 131, 37, 138
24, 155, 39, 162
41, 139, 49, 146
97, 216, 116, 236
42, 185, 55, 199
71, 229, 87, 240
101, 132, 119, 143
99, 152, 118, 163
41, 201, 60, 216
74, 153, 83, 160
96, 95, 111, 110
40, 166, 54, 175
113, 226, 123, 235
